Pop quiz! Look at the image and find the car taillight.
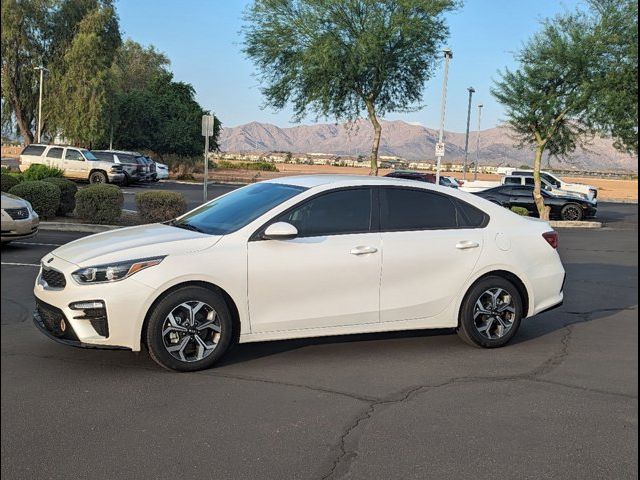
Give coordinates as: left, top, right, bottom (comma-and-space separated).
542, 231, 558, 249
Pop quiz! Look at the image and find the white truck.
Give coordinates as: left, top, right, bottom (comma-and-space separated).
19, 144, 125, 184
509, 170, 598, 202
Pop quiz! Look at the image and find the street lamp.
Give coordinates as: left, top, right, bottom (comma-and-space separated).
435, 48, 453, 185
473, 103, 484, 181
462, 87, 475, 181
34, 66, 48, 143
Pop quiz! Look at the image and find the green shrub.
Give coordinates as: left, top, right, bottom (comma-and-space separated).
217, 160, 278, 172
1, 173, 21, 192
136, 190, 187, 223
8, 181, 61, 218
511, 206, 529, 216
22, 164, 65, 181
75, 184, 123, 224
42, 177, 77, 216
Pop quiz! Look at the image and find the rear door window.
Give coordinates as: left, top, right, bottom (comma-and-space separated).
504, 177, 521, 185
21, 145, 46, 156
46, 147, 64, 159
380, 188, 458, 231
454, 199, 488, 228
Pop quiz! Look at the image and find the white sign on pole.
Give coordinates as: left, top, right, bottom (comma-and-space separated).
202, 115, 214, 137
435, 142, 446, 157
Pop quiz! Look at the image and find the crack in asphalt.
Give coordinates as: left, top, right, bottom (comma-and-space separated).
318, 305, 638, 480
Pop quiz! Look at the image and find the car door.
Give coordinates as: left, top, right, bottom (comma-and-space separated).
62, 148, 86, 179
378, 187, 485, 323
247, 187, 381, 333
509, 186, 537, 214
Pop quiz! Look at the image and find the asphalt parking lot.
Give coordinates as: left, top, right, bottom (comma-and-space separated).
1, 203, 637, 480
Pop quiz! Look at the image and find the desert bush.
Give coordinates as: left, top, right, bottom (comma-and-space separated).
8, 181, 60, 218
22, 164, 65, 181
216, 160, 278, 172
136, 190, 187, 223
42, 177, 77, 216
511, 206, 529, 216
75, 184, 123, 224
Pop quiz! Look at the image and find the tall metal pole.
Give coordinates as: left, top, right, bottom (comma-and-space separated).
462, 87, 475, 181
35, 66, 46, 143
204, 126, 209, 204
473, 104, 484, 181
435, 49, 453, 185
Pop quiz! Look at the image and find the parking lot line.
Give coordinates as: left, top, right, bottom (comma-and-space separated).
1, 262, 40, 267
11, 242, 61, 247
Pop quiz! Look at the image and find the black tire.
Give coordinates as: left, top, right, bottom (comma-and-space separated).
89, 170, 108, 184
457, 276, 524, 348
145, 286, 233, 371
560, 203, 583, 221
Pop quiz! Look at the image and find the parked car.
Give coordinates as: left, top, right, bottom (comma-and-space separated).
509, 170, 598, 202
92, 150, 149, 185
32, 175, 565, 371
475, 185, 597, 220
19, 144, 124, 184
155, 161, 169, 180
142, 156, 158, 182
1, 192, 39, 244
440, 176, 461, 189
502, 174, 591, 201
385, 170, 458, 188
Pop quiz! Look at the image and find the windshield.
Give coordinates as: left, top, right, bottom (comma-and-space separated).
173, 182, 307, 235
83, 150, 98, 161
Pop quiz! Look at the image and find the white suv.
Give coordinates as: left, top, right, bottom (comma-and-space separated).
510, 170, 598, 203
19, 144, 125, 184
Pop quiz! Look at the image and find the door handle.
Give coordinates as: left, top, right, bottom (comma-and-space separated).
456, 241, 480, 250
350, 246, 378, 255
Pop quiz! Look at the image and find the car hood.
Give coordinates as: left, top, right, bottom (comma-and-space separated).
1, 192, 29, 209
51, 223, 221, 266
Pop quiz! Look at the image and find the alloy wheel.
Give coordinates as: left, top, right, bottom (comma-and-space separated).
563, 205, 581, 221
161, 301, 221, 362
473, 288, 516, 340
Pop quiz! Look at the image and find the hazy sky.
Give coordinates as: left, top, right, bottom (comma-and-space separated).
116, 0, 583, 131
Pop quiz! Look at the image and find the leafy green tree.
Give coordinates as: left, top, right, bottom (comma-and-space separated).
492, 11, 602, 219
588, 0, 638, 154
243, 0, 457, 175
48, 2, 120, 147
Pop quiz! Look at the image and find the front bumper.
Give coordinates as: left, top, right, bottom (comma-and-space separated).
33, 254, 157, 351
1, 215, 39, 242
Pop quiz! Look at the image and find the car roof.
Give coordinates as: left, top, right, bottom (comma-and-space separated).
266, 174, 443, 190
92, 150, 142, 156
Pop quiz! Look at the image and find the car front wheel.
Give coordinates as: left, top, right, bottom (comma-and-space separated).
560, 203, 583, 221
457, 276, 524, 348
145, 286, 233, 371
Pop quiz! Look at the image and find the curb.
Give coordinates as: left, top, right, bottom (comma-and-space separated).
167, 180, 247, 186
549, 220, 602, 229
40, 222, 122, 233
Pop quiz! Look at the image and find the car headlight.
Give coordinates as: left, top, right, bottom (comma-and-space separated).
72, 256, 166, 284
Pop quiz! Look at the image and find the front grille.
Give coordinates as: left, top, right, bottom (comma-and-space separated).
35, 299, 78, 341
4, 207, 29, 220
41, 267, 66, 289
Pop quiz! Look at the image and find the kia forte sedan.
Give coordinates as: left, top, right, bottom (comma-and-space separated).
33, 175, 565, 371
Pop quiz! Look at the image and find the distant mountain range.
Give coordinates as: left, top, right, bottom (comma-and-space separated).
219, 119, 638, 172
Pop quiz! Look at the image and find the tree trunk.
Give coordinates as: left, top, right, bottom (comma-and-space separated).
533, 143, 551, 220
9, 93, 34, 145
365, 99, 381, 176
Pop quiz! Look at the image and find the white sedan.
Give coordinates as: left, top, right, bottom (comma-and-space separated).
32, 175, 565, 371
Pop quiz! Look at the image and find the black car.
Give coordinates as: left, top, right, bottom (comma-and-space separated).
475, 185, 597, 221
385, 170, 457, 188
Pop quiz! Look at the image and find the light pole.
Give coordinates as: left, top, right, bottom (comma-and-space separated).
34, 66, 48, 143
435, 48, 453, 185
473, 103, 484, 181
462, 87, 475, 181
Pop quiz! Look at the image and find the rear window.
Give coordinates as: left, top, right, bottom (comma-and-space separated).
380, 188, 458, 231
92, 152, 113, 162
21, 145, 46, 156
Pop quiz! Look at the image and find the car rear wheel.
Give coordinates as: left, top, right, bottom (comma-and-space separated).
457, 276, 524, 348
146, 286, 233, 371
560, 203, 583, 221
89, 171, 108, 184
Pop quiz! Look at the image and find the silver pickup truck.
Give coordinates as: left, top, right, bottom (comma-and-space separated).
19, 144, 125, 184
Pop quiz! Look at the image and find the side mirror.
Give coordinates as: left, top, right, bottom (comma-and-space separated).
262, 222, 298, 240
